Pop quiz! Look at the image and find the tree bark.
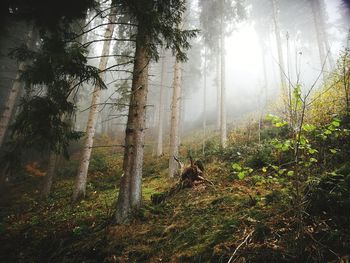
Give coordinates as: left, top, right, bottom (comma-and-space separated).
114, 23, 150, 223
271, 0, 287, 95
72, 8, 116, 202
156, 51, 166, 156
41, 152, 58, 198
168, 54, 182, 178
0, 29, 33, 148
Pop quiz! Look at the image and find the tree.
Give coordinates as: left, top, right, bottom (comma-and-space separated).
156, 50, 167, 157
219, 0, 227, 147
310, 0, 335, 79
198, 0, 245, 147
168, 41, 183, 178
72, 6, 117, 202
1, 0, 104, 186
0, 35, 31, 149
271, 0, 287, 95
202, 47, 208, 154
114, 0, 196, 223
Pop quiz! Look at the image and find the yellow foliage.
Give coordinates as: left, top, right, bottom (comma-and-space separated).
308, 79, 347, 125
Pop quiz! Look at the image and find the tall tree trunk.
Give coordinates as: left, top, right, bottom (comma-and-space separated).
202, 48, 207, 155
220, 3, 227, 148
168, 55, 182, 178
156, 51, 166, 156
259, 43, 268, 143
311, 0, 334, 79
41, 152, 58, 198
317, 0, 335, 69
0, 29, 33, 148
271, 0, 287, 95
114, 24, 150, 223
72, 8, 116, 201
216, 54, 221, 130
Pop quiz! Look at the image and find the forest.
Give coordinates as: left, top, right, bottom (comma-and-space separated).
0, 0, 350, 262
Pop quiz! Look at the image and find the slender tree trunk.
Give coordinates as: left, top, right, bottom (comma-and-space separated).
311, 0, 333, 79
261, 44, 268, 104
72, 8, 116, 201
271, 0, 287, 95
114, 24, 150, 223
220, 4, 227, 148
179, 81, 185, 146
259, 43, 268, 143
317, 0, 335, 69
216, 54, 221, 130
202, 48, 207, 155
41, 152, 58, 198
0, 29, 33, 148
157, 51, 166, 156
168, 55, 182, 178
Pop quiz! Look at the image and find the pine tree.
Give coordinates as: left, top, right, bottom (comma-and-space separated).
114, 0, 196, 223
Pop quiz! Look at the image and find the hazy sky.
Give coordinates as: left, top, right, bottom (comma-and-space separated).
183, 0, 349, 127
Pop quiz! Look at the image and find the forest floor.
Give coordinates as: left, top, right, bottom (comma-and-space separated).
0, 133, 349, 263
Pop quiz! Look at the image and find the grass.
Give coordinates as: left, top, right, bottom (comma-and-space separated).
0, 132, 349, 262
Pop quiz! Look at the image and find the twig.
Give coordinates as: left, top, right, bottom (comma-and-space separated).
227, 230, 254, 263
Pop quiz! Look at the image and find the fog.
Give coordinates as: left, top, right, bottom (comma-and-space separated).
180, 0, 349, 131
76, 0, 350, 140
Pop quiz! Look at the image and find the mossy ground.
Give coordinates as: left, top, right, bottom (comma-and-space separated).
0, 133, 349, 262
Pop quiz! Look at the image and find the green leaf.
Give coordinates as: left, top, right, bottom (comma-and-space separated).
324, 129, 332, 135
308, 148, 318, 154
329, 149, 337, 154
287, 171, 294, 176
310, 157, 318, 163
271, 165, 279, 171
281, 144, 290, 152
302, 124, 316, 132
278, 169, 286, 175
331, 119, 341, 127
275, 121, 288, 127
232, 163, 242, 171
237, 172, 246, 180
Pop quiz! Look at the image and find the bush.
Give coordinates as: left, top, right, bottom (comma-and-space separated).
308, 168, 350, 218
246, 143, 274, 169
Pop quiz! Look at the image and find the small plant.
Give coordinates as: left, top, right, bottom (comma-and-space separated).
231, 163, 253, 180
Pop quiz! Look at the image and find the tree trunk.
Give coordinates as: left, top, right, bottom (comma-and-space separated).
0, 29, 33, 148
72, 8, 116, 202
216, 54, 221, 130
259, 43, 268, 143
311, 0, 334, 79
168, 55, 182, 178
202, 48, 207, 155
220, 4, 227, 148
317, 0, 335, 69
114, 24, 150, 223
41, 152, 58, 198
156, 51, 166, 156
271, 0, 287, 95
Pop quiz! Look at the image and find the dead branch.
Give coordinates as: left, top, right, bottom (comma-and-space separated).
227, 230, 254, 263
